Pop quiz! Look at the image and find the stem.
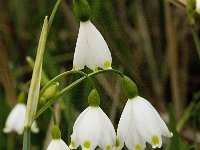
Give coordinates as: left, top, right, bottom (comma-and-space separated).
35, 69, 123, 119
40, 70, 97, 95
22, 126, 31, 150
49, 107, 57, 125
48, 0, 62, 33
191, 25, 200, 59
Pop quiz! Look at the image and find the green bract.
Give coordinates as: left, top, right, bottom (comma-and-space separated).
121, 76, 138, 99
51, 125, 61, 139
73, 0, 90, 22
88, 89, 100, 107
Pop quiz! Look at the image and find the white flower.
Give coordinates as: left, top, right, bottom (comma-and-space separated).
47, 139, 70, 150
197, 0, 200, 13
73, 20, 112, 70
117, 96, 173, 150
69, 106, 116, 150
3, 103, 39, 135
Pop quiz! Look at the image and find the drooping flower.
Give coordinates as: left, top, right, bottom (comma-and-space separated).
117, 96, 173, 150
3, 103, 39, 135
73, 20, 112, 71
47, 125, 70, 150
69, 106, 116, 150
47, 139, 70, 150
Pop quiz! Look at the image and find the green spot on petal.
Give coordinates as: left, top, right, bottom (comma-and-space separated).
116, 138, 120, 147
83, 140, 91, 148
94, 67, 99, 72
70, 140, 76, 147
104, 61, 111, 69
135, 144, 141, 150
72, 65, 76, 70
152, 135, 159, 146
107, 145, 111, 150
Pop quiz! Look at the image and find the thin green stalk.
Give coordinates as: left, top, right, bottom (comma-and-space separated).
35, 69, 124, 119
40, 70, 96, 95
191, 25, 200, 59
48, 0, 62, 33
49, 107, 57, 125
22, 126, 31, 150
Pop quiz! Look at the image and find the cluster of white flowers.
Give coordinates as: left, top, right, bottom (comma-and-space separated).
3, 15, 172, 150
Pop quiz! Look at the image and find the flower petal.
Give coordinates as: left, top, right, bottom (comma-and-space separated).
84, 21, 112, 70
131, 97, 162, 147
116, 100, 132, 149
47, 139, 70, 150
99, 108, 116, 150
73, 22, 89, 70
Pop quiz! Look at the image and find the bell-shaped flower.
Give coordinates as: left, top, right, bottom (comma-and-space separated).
3, 103, 39, 135
69, 106, 116, 150
47, 125, 70, 150
47, 139, 70, 150
73, 20, 112, 70
117, 96, 173, 150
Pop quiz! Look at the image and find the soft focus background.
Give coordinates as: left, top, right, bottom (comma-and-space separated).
0, 0, 200, 149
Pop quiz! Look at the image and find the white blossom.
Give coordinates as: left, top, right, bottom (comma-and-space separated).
3, 103, 39, 135
47, 139, 70, 150
73, 20, 112, 70
69, 106, 116, 150
117, 96, 173, 150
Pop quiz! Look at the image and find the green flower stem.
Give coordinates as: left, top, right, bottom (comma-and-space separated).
40, 70, 95, 96
48, 0, 62, 33
35, 69, 123, 119
22, 126, 31, 150
49, 106, 57, 125
191, 25, 200, 59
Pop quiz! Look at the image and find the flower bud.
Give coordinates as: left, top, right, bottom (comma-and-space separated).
88, 89, 100, 107
51, 125, 61, 139
121, 76, 138, 99
41, 82, 59, 101
73, 0, 91, 22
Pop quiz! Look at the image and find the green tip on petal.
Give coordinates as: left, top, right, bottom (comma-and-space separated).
51, 125, 61, 139
70, 140, 76, 148
121, 76, 138, 99
73, 0, 91, 22
116, 138, 120, 147
83, 141, 91, 148
107, 145, 111, 150
104, 60, 111, 69
135, 144, 141, 150
151, 135, 159, 147
88, 89, 100, 107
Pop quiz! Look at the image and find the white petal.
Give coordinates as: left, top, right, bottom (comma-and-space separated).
31, 121, 39, 133
125, 120, 146, 150
84, 21, 112, 70
116, 100, 132, 149
73, 22, 89, 70
99, 108, 116, 150
3, 104, 26, 135
47, 139, 70, 150
143, 99, 172, 138
71, 107, 102, 150
131, 97, 162, 147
